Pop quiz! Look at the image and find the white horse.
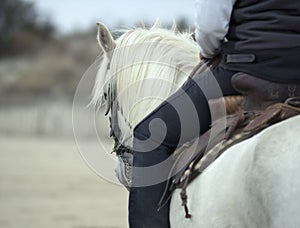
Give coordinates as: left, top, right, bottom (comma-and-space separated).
92, 21, 300, 228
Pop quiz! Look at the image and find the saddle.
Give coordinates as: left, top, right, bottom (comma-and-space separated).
158, 71, 300, 218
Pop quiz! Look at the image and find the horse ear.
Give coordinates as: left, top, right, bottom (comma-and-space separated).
96, 22, 116, 54
151, 18, 161, 30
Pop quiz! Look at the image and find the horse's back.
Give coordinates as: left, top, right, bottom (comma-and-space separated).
246, 115, 300, 228
170, 115, 300, 228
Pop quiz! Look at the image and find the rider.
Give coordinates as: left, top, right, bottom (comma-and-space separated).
129, 0, 300, 227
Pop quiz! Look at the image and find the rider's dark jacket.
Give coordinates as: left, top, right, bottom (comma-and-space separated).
221, 0, 300, 84
195, 0, 300, 84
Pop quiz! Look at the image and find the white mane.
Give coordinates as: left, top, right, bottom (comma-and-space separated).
92, 24, 200, 145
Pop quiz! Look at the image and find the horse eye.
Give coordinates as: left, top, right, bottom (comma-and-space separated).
104, 93, 108, 100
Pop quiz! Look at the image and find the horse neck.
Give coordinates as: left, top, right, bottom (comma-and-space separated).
110, 30, 199, 145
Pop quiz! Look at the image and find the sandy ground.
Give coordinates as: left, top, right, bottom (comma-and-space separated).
0, 135, 128, 228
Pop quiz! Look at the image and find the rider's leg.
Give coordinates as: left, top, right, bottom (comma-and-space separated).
128, 66, 239, 228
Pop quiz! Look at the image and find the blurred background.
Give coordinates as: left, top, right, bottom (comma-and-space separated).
0, 0, 194, 227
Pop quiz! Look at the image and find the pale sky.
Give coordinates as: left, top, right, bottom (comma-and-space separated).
31, 0, 195, 34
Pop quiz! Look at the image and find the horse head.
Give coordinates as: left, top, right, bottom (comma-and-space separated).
92, 21, 199, 147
